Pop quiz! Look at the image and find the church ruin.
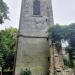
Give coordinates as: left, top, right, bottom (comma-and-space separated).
15, 0, 54, 75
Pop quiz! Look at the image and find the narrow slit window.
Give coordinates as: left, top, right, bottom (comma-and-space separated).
33, 0, 40, 15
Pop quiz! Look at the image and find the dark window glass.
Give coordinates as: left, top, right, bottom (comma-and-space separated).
33, 0, 40, 15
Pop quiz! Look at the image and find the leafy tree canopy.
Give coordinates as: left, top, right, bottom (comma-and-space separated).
0, 0, 9, 24
48, 23, 75, 68
48, 23, 75, 46
48, 24, 64, 42
0, 27, 17, 70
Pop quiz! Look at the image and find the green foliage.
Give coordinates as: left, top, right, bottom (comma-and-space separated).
48, 24, 64, 42
64, 24, 75, 68
0, 27, 17, 70
48, 24, 64, 53
0, 0, 9, 24
66, 47, 75, 68
48, 23, 75, 68
20, 68, 31, 75
48, 24, 75, 41
63, 58, 70, 69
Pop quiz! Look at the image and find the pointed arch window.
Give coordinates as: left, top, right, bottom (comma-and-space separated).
33, 0, 40, 15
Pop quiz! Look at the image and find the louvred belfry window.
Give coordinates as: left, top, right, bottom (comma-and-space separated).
33, 0, 40, 15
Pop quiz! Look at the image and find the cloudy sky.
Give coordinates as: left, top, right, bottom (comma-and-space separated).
0, 0, 75, 30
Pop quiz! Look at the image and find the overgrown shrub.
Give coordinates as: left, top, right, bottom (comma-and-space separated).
20, 68, 31, 75
63, 58, 70, 69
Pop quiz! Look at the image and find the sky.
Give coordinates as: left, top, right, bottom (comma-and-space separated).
0, 0, 75, 30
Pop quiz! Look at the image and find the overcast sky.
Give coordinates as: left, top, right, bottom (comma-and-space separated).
0, 0, 75, 30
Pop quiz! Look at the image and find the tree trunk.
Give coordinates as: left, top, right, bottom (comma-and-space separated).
73, 67, 75, 75
2, 67, 4, 75
1, 67, 2, 75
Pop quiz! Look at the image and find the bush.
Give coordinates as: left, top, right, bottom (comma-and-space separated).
63, 58, 70, 69
20, 68, 31, 75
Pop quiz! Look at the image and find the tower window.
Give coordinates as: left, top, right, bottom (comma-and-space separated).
33, 0, 40, 15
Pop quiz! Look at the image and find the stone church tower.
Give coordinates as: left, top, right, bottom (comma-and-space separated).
15, 0, 54, 75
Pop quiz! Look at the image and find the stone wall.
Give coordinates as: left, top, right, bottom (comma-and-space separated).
19, 0, 54, 37
15, 37, 50, 75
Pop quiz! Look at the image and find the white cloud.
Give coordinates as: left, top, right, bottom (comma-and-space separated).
0, 0, 75, 30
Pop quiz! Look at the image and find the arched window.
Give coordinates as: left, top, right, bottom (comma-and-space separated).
33, 0, 40, 15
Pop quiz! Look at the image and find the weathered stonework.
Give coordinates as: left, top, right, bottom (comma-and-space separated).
15, 0, 54, 75
19, 0, 54, 37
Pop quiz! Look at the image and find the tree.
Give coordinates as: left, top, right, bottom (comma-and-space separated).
48, 24, 64, 49
48, 24, 75, 74
48, 25, 64, 74
0, 28, 17, 73
64, 23, 75, 74
0, 0, 9, 24
48, 24, 75, 61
